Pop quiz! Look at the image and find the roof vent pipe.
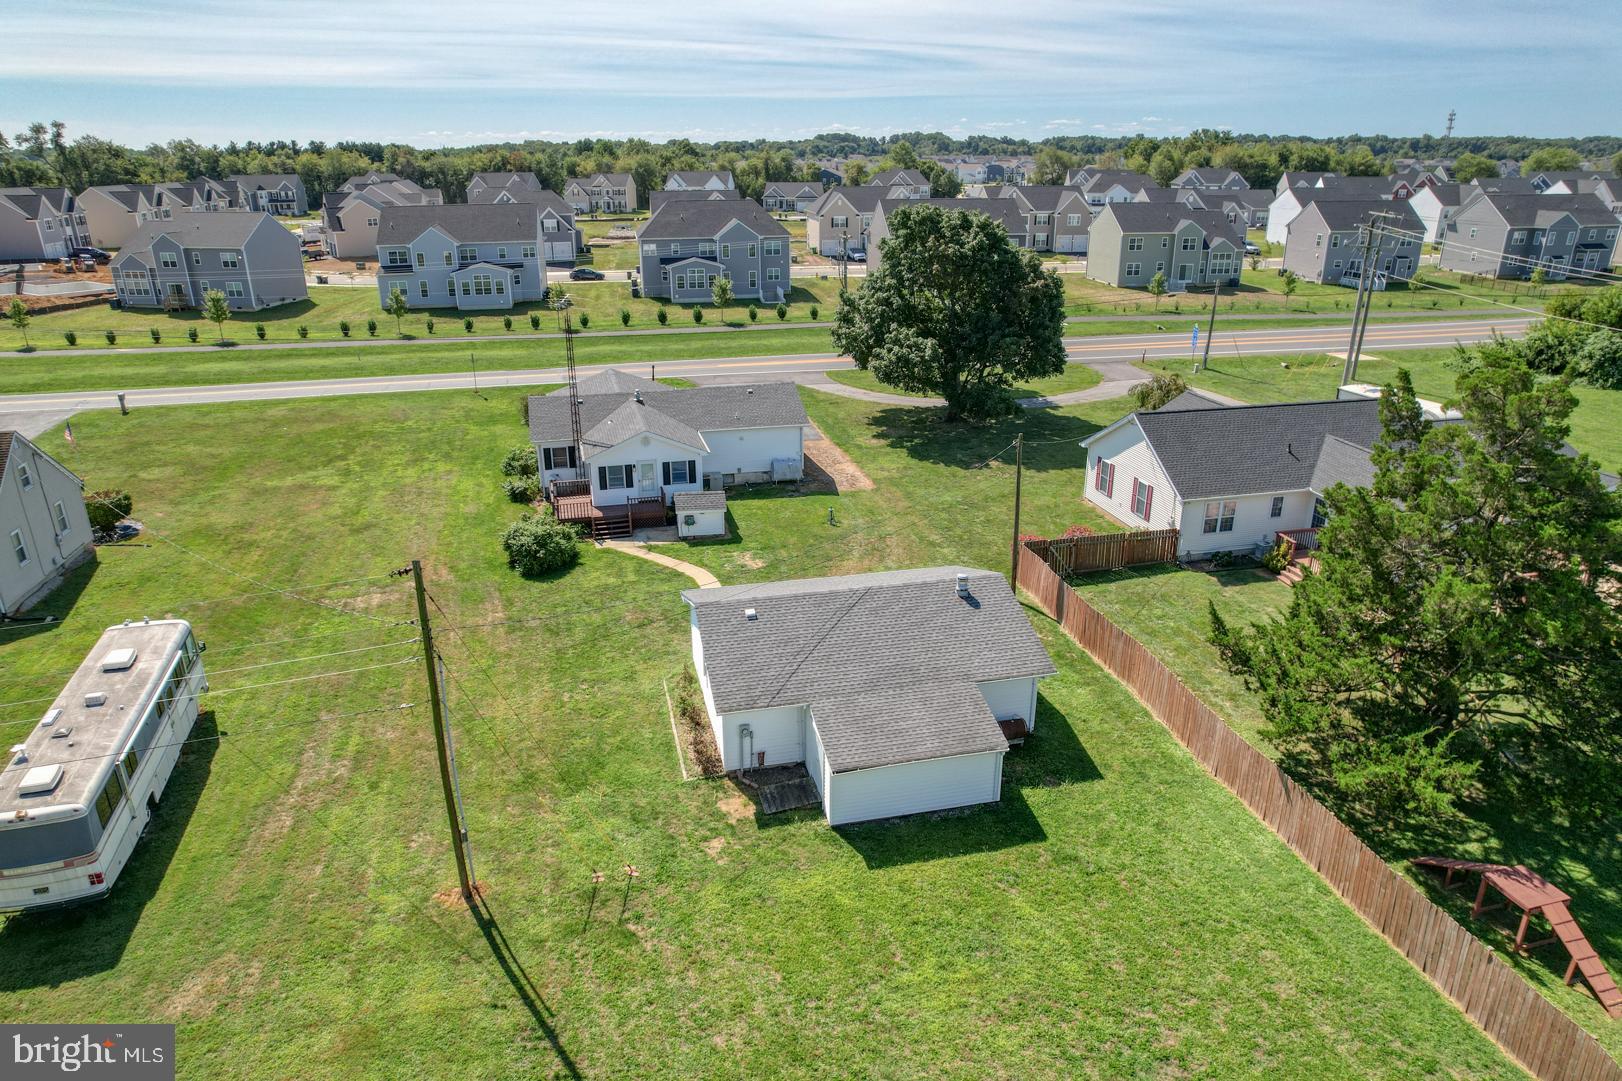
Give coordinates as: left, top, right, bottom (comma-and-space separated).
634, 390, 643, 404
956, 573, 970, 598
744, 608, 757, 621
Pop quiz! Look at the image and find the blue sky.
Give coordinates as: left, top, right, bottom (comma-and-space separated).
5, 0, 1618, 148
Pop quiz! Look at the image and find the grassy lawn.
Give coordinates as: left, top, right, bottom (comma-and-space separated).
2, 281, 848, 352
1135, 347, 1622, 470
0, 388, 1529, 1079
0, 327, 841, 395
825, 363, 1103, 401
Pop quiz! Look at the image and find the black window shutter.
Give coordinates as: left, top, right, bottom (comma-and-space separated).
662, 462, 671, 485
542, 447, 553, 470
568, 446, 577, 468
597, 466, 607, 489
688, 459, 696, 480
624, 464, 634, 487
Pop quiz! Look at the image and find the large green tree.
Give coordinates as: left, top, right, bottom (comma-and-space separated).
1211, 351, 1621, 823
1449, 151, 1501, 184
1031, 146, 1080, 186
1509, 285, 1622, 392
831, 203, 1065, 420
1520, 146, 1583, 176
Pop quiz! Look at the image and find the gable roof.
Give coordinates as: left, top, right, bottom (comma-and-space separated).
545, 369, 667, 398
1154, 389, 1230, 412
227, 173, 300, 190
375, 203, 537, 245
0, 430, 81, 495
868, 168, 929, 188
112, 210, 274, 259
638, 197, 786, 240
1461, 191, 1618, 228
1082, 170, 1155, 193
809, 186, 886, 215
527, 382, 807, 450
470, 171, 541, 189
1006, 185, 1083, 212
1173, 168, 1244, 188
880, 197, 1030, 237
1298, 198, 1423, 232
1314, 175, 1411, 197
681, 566, 1055, 771
566, 173, 634, 189
579, 398, 708, 457
764, 180, 825, 199
668, 170, 734, 187
649, 189, 742, 213
1097, 202, 1244, 245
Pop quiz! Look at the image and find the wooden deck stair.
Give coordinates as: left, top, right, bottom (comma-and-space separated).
1543, 900, 1622, 1017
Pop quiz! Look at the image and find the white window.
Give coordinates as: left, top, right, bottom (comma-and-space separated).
748, 243, 757, 258
384, 248, 410, 267
419, 281, 428, 298
671, 242, 681, 256
10, 530, 27, 565
366, 216, 380, 227
1035, 233, 1048, 247
542, 446, 577, 470
226, 282, 244, 298
159, 251, 178, 269
748, 271, 757, 288
767, 267, 781, 281
1511, 231, 1526, 245
472, 274, 493, 296
1067, 214, 1082, 226
641, 244, 656, 255
1270, 496, 1284, 518
192, 251, 201, 265
1093, 459, 1115, 496
221, 251, 240, 268
522, 245, 536, 259
497, 247, 508, 260
1330, 235, 1341, 248
1131, 479, 1153, 521
458, 247, 478, 263
668, 460, 693, 484
1202, 501, 1237, 534
1035, 213, 1050, 225
416, 252, 426, 267
1469, 227, 1478, 239
53, 501, 69, 533
17, 463, 32, 490
1314, 234, 1323, 248
831, 215, 848, 229
764, 239, 782, 256
600, 464, 631, 490
443, 251, 453, 266
1127, 237, 1144, 251
1125, 262, 1142, 277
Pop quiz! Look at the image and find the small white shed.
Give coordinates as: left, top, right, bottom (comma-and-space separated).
675, 490, 726, 538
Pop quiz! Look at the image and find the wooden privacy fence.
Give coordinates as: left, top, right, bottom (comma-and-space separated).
1015, 547, 1620, 1081
1023, 528, 1179, 576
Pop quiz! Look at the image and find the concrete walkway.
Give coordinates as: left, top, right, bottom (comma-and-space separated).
600, 540, 720, 588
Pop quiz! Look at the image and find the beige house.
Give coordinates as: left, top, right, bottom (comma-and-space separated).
0, 432, 93, 617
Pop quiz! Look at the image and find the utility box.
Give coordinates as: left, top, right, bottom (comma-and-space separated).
675, 490, 726, 539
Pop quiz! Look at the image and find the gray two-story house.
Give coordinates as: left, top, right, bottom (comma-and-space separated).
227, 174, 309, 216
867, 168, 931, 199
1086, 203, 1243, 289
762, 181, 825, 212
1282, 199, 1423, 285
1172, 168, 1247, 190
637, 198, 790, 304
664, 170, 735, 192
563, 173, 637, 213
867, 199, 1031, 274
374, 203, 547, 311
0, 187, 88, 261
804, 185, 885, 257
110, 211, 307, 312
467, 183, 579, 263
1001, 186, 1091, 252
466, 172, 542, 203
1439, 192, 1619, 279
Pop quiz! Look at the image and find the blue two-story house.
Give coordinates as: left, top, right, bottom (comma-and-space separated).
636, 198, 790, 304
374, 204, 546, 311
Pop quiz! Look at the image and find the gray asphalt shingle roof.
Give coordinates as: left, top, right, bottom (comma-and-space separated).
638, 198, 786, 240
668, 170, 734, 188
1098, 202, 1244, 245
545, 369, 668, 397
674, 490, 726, 511
528, 382, 807, 450
112, 210, 272, 258
1302, 198, 1423, 231
375, 203, 537, 245
880, 198, 1029, 236
682, 566, 1056, 771
809, 186, 885, 215
1310, 435, 1377, 491
1472, 191, 1617, 227
579, 399, 707, 458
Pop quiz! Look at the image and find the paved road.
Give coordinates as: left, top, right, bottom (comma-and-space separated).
0, 318, 1529, 423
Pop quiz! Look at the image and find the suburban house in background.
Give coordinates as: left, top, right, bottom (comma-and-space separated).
1000, 186, 1091, 252
0, 431, 93, 619
110, 211, 306, 312
153, 177, 239, 213
804, 186, 884, 257
466, 179, 579, 263
528, 370, 806, 537
1068, 169, 1156, 207
665, 170, 735, 192
636, 198, 790, 303
563, 173, 637, 214
322, 174, 444, 259
1407, 182, 1464, 243
465, 171, 543, 202
649, 189, 740, 214
1172, 167, 1248, 190
1281, 199, 1423, 285
76, 184, 163, 248
866, 168, 931, 199
1080, 394, 1388, 559
1541, 175, 1622, 213
1086, 202, 1243, 289
1439, 192, 1619, 279
1175, 187, 1272, 230
1265, 176, 1410, 245
373, 203, 546, 311
761, 181, 825, 212
867, 198, 1031, 273
225, 174, 308, 216
1527, 170, 1615, 193
0, 187, 88, 261
682, 566, 1056, 826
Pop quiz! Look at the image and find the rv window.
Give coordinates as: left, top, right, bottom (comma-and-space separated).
93, 769, 126, 829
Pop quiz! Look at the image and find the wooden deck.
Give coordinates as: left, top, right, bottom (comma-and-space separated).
553, 494, 667, 539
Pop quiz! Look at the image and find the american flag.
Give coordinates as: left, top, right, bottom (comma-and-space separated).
63, 420, 75, 445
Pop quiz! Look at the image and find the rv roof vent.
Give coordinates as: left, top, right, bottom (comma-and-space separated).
39, 708, 62, 728
18, 764, 64, 797
744, 608, 758, 621
50, 727, 73, 739
955, 572, 971, 597
101, 647, 138, 672
84, 691, 108, 707
8, 744, 26, 765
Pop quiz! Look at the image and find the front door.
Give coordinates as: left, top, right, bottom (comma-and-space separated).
638, 461, 656, 497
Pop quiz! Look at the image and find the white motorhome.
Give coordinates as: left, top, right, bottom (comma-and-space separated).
0, 619, 205, 911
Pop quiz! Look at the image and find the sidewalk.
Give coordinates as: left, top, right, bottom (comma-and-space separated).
600, 540, 720, 588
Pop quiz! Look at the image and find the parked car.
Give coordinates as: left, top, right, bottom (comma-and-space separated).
1243, 242, 1261, 256
70, 246, 111, 263
569, 267, 605, 281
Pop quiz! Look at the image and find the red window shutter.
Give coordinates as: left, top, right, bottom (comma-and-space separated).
1144, 485, 1154, 520
1107, 463, 1114, 497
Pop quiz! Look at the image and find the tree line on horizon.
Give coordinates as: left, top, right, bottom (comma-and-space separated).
2, 120, 1618, 207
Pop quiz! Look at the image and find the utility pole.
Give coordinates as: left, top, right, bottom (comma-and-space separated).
1198, 282, 1221, 371
410, 559, 472, 902
1008, 434, 1024, 585
1342, 223, 1379, 385
839, 230, 849, 293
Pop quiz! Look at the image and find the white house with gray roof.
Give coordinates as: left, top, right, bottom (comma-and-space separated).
636, 197, 790, 303
664, 170, 735, 192
0, 431, 93, 618
682, 566, 1056, 825
527, 370, 807, 512
374, 203, 546, 311
563, 173, 637, 214
110, 211, 306, 312
323, 175, 444, 259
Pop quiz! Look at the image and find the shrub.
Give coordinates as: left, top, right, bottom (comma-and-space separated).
105, 330, 117, 345
297, 324, 308, 338
502, 474, 542, 503
748, 304, 758, 322
186, 326, 198, 343
657, 306, 669, 325
63, 330, 77, 346
426, 317, 435, 334
500, 444, 538, 477
463, 317, 473, 333
579, 312, 590, 328
502, 511, 580, 576
1059, 524, 1097, 539
503, 315, 513, 331
149, 327, 161, 343
776, 303, 787, 321
1130, 372, 1189, 411
809, 305, 819, 320
692, 307, 703, 324
529, 313, 540, 330
340, 320, 351, 337
86, 489, 133, 536
255, 323, 266, 340
619, 307, 630, 327
367, 319, 378, 336
1262, 539, 1292, 575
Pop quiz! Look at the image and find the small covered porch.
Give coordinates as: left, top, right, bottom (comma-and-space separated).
550, 479, 668, 540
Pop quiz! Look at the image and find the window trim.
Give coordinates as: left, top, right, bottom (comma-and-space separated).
1131, 479, 1154, 521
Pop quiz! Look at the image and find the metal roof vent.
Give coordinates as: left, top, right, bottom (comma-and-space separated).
39, 708, 62, 728
84, 691, 108, 707
18, 764, 64, 797
744, 608, 758, 621
633, 390, 643, 404
101, 647, 138, 672
956, 573, 971, 598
